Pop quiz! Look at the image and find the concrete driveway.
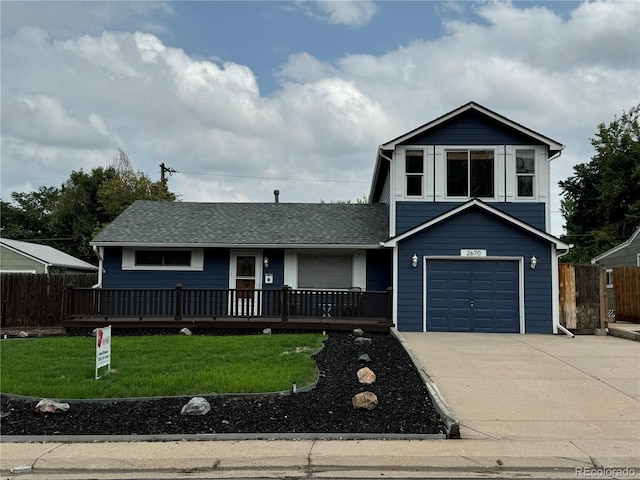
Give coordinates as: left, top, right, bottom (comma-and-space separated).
399, 332, 640, 442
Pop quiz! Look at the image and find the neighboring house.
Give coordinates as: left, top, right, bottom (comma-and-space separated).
90, 101, 569, 333
0, 238, 99, 274
590, 225, 640, 311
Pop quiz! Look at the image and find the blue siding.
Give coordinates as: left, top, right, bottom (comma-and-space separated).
396, 208, 553, 333
102, 248, 230, 289
366, 249, 392, 291
396, 202, 546, 234
263, 249, 285, 290
403, 110, 540, 146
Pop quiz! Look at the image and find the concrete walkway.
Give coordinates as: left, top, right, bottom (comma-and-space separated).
2, 332, 639, 479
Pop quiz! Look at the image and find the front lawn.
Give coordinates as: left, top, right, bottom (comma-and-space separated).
0, 333, 325, 399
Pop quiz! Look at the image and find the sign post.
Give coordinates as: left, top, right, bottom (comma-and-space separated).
95, 325, 111, 380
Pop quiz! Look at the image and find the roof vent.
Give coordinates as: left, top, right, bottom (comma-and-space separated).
274, 190, 280, 204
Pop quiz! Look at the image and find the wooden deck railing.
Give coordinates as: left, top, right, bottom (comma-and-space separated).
63, 284, 392, 323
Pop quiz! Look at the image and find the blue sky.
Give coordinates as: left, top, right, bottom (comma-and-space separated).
1, 1, 639, 235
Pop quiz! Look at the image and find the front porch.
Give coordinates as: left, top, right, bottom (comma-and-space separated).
62, 284, 394, 333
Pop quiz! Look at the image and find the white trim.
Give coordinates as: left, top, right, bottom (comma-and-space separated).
383, 199, 569, 249
0, 269, 37, 274
94, 242, 382, 249
551, 244, 559, 334
637, 253, 640, 267
422, 256, 525, 334
122, 247, 204, 271
381, 102, 564, 152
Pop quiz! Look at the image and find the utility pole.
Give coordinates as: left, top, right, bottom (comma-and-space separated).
160, 163, 178, 189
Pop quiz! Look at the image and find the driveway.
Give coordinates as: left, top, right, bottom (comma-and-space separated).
399, 332, 640, 441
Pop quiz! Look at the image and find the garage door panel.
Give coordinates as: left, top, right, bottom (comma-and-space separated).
426, 259, 519, 333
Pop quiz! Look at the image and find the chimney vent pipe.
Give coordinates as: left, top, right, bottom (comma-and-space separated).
274, 190, 280, 204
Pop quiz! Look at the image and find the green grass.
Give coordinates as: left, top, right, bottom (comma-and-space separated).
0, 333, 325, 399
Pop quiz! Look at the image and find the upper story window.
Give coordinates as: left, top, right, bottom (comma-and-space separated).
446, 150, 494, 198
405, 150, 424, 197
516, 149, 535, 197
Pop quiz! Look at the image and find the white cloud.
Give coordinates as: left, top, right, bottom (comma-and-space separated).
1, 1, 638, 235
314, 0, 378, 27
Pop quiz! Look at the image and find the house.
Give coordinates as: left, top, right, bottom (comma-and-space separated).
0, 238, 99, 274
87, 102, 569, 333
590, 225, 640, 311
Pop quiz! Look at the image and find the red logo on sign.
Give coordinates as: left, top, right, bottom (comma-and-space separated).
97, 330, 103, 348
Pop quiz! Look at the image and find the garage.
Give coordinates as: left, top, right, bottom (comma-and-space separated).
425, 258, 521, 333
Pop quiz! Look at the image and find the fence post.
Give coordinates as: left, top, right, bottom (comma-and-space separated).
174, 284, 183, 321
386, 287, 393, 324
281, 285, 290, 322
599, 267, 608, 328
62, 284, 74, 320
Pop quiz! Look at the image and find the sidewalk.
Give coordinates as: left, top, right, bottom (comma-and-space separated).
2, 332, 639, 479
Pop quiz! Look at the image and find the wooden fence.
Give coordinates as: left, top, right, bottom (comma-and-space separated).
613, 267, 640, 323
559, 264, 602, 331
1, 273, 98, 328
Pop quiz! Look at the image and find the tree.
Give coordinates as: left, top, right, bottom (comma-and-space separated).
2, 153, 178, 263
559, 105, 640, 263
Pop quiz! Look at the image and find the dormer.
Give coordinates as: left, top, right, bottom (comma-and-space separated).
370, 102, 564, 234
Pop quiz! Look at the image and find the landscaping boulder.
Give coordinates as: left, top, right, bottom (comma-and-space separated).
352, 391, 378, 410
18, 331, 29, 338
36, 399, 70, 414
263, 328, 272, 335
180, 397, 211, 416
354, 337, 372, 348
179, 328, 192, 336
357, 353, 371, 364
353, 328, 364, 337
357, 367, 376, 384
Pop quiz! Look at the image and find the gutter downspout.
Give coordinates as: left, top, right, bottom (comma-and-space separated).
92, 245, 104, 288
555, 244, 573, 337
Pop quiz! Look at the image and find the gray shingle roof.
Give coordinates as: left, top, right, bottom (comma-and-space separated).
92, 201, 389, 247
0, 238, 98, 271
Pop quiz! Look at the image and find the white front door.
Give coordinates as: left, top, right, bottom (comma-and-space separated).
229, 251, 263, 316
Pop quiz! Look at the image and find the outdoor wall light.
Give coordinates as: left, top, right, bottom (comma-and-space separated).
411, 254, 419, 268
263, 256, 269, 268
530, 256, 537, 269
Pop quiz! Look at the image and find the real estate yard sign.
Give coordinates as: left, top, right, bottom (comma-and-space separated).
95, 325, 111, 380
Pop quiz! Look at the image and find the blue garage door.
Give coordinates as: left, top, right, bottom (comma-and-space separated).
426, 259, 520, 333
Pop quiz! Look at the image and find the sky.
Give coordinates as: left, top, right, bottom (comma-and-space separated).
1, 0, 639, 237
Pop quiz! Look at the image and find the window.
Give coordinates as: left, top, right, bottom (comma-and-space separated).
135, 250, 191, 267
122, 248, 204, 271
405, 150, 424, 197
298, 254, 352, 290
446, 150, 494, 198
606, 269, 613, 288
516, 149, 535, 197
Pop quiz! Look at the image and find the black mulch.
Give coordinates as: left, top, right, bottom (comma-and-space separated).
0, 332, 444, 436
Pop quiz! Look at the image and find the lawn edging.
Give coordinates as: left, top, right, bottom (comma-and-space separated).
391, 328, 460, 439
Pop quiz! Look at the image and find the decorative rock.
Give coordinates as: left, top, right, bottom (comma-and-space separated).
180, 397, 211, 416
263, 328, 272, 335
353, 328, 364, 337
357, 353, 371, 363
352, 391, 378, 410
18, 331, 29, 338
36, 399, 70, 414
357, 367, 376, 384
179, 328, 192, 336
354, 337, 372, 348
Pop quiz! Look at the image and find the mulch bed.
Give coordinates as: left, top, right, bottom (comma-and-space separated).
0, 331, 443, 436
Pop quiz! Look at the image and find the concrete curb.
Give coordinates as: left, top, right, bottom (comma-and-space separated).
391, 328, 461, 439
608, 326, 640, 342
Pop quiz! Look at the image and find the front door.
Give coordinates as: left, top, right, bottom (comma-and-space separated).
230, 251, 262, 316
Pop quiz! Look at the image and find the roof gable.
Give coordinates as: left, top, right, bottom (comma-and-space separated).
383, 199, 569, 249
591, 225, 640, 264
0, 238, 98, 271
381, 102, 564, 153
92, 201, 390, 248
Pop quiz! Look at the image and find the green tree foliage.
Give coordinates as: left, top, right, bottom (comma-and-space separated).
1, 159, 177, 263
559, 105, 640, 264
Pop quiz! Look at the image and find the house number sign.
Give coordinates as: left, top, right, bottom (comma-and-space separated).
461, 249, 487, 257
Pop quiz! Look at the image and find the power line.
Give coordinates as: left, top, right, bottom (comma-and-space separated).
179, 170, 370, 184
